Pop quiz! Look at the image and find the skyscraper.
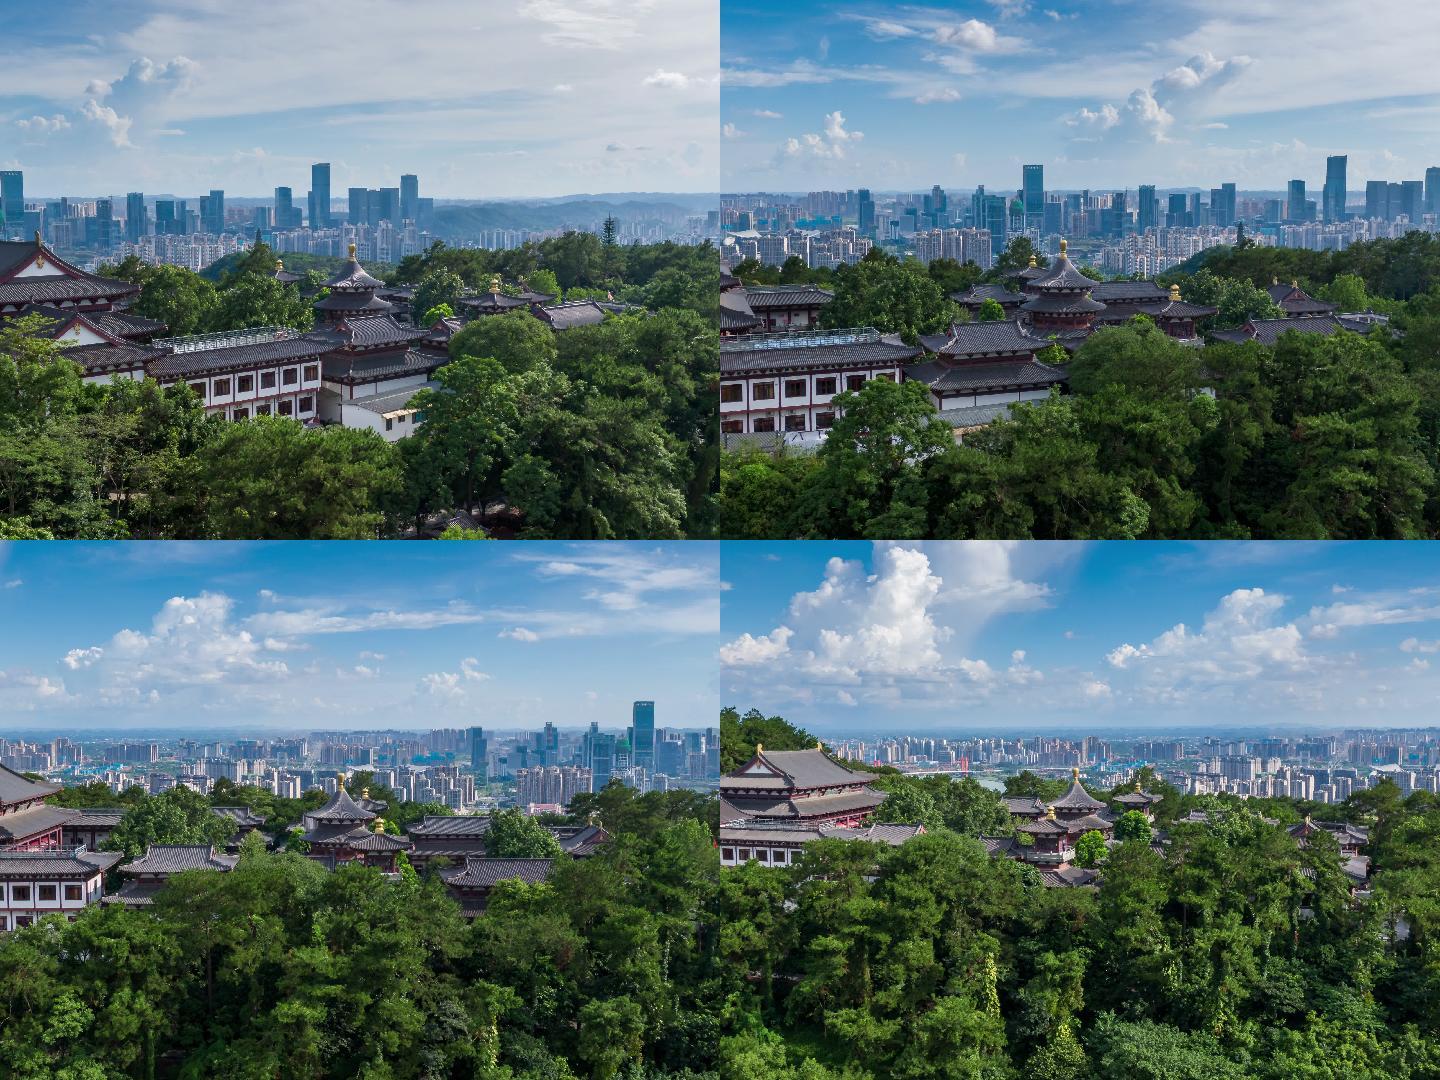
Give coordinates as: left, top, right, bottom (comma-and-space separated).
400, 174, 419, 224
376, 186, 400, 224
1137, 184, 1157, 231
310, 162, 331, 228
632, 701, 655, 772
154, 200, 177, 235
1286, 179, 1307, 222
0, 171, 22, 235
202, 189, 225, 234
1324, 155, 1348, 222
1401, 179, 1424, 222
1022, 165, 1044, 229
274, 186, 299, 229
1426, 167, 1440, 215
1365, 180, 1389, 221
125, 192, 148, 243
857, 189, 875, 236
468, 727, 488, 782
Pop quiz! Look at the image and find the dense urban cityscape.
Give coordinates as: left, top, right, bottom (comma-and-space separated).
719, 157, 1440, 274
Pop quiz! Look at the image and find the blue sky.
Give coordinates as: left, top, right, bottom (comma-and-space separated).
0, 0, 718, 198
721, 542, 1440, 735
0, 542, 718, 733
722, 0, 1440, 193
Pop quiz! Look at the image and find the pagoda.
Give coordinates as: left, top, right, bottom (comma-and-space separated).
1018, 239, 1105, 334
299, 787, 411, 870
720, 744, 885, 828
314, 244, 393, 325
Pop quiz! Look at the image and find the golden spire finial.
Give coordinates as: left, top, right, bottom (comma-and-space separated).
275, 258, 284, 271
1272, 276, 1279, 285
1170, 282, 1181, 302
373, 816, 385, 833
490, 274, 502, 293
755, 742, 764, 754
348, 242, 357, 258
1059, 238, 1068, 255
1291, 279, 1298, 288
362, 787, 369, 799
1072, 767, 1080, 781
1027, 253, 1037, 268
1046, 805, 1057, 820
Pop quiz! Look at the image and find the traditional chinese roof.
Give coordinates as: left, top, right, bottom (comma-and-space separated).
121, 844, 238, 875
146, 330, 331, 379
720, 289, 761, 332
1028, 241, 1098, 292
531, 299, 617, 330
1003, 796, 1046, 816
0, 763, 60, 806
212, 806, 268, 828
905, 358, 1066, 394
66, 342, 169, 376
1051, 772, 1107, 812
64, 807, 128, 828
10, 304, 131, 345
1265, 280, 1336, 316
407, 814, 492, 838
1088, 281, 1170, 303
322, 347, 446, 383
723, 746, 878, 790
345, 830, 412, 852
89, 309, 168, 340
440, 856, 553, 889
721, 821, 923, 847
324, 245, 385, 291
1017, 816, 1070, 835
553, 823, 611, 857
1063, 813, 1115, 833
952, 283, 1025, 307
1020, 291, 1107, 316
744, 285, 834, 309
347, 381, 441, 416
1039, 865, 1099, 888
458, 290, 531, 313
720, 327, 922, 375
1207, 315, 1358, 346
0, 847, 121, 879
314, 290, 394, 315
917, 320, 1046, 358
0, 239, 139, 307
323, 314, 429, 351
724, 789, 887, 821
938, 401, 1016, 430
307, 786, 376, 823
0, 803, 75, 842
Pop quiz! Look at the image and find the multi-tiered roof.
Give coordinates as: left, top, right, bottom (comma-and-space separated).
721, 745, 885, 827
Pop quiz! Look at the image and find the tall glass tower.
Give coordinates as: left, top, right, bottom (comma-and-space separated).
632, 701, 655, 771
310, 162, 332, 228
1324, 155, 1348, 222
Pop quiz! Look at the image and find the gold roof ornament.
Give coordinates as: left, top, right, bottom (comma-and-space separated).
1291, 279, 1299, 288
755, 742, 763, 753
1272, 276, 1279, 285
373, 816, 385, 833
815, 741, 824, 750
1027, 253, 1037, 268
1072, 767, 1080, 781
34, 230, 45, 268
275, 259, 284, 271
1059, 238, 1068, 255
348, 242, 357, 257
362, 787, 370, 799
1170, 283, 1182, 302
490, 274, 502, 292
1046, 805, 1057, 819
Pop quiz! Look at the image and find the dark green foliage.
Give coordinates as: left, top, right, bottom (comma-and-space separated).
0, 792, 719, 1080
721, 311, 1440, 539
718, 709, 1440, 1078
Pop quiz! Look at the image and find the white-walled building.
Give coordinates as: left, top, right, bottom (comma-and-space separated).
0, 847, 122, 931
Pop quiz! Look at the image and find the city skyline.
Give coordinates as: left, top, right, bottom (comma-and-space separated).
0, 541, 719, 731
720, 541, 1440, 733
721, 0, 1440, 191
1, 0, 719, 198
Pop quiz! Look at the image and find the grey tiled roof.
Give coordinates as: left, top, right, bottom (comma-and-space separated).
0, 803, 75, 842
65, 807, 128, 827
534, 300, 612, 330
66, 342, 168, 374
1003, 796, 1046, 816
315, 291, 394, 314
1030, 254, 1097, 291
723, 789, 887, 820
725, 747, 878, 788
458, 291, 530, 312
347, 381, 440, 415
919, 320, 1044, 357
1039, 865, 1099, 888
440, 856, 553, 888
102, 880, 166, 906
719, 331, 921, 375
905, 358, 1066, 393
1020, 292, 1106, 315
0, 847, 121, 878
744, 285, 834, 309
307, 787, 376, 822
323, 347, 445, 381
0, 269, 138, 305
147, 334, 331, 378
408, 814, 493, 838
0, 763, 60, 805
121, 844, 238, 875
324, 255, 385, 290
1051, 779, 1107, 811
1208, 315, 1353, 346
1088, 281, 1169, 302
938, 402, 1015, 429
90, 310, 167, 339
212, 806, 268, 828
327, 314, 429, 350
953, 284, 1024, 306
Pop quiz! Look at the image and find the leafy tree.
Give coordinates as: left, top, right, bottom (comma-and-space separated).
206, 275, 314, 332
105, 786, 237, 857
976, 297, 1006, 322
448, 308, 559, 375
1114, 810, 1154, 843
412, 269, 465, 328
719, 707, 821, 774
487, 808, 564, 857
1074, 830, 1107, 868
818, 258, 959, 343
